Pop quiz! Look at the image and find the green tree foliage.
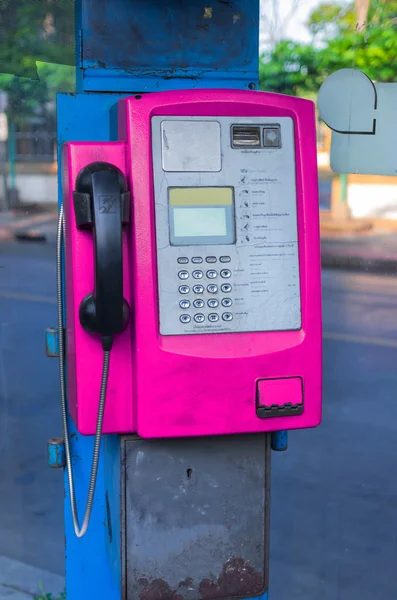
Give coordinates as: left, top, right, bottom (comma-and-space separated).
0, 0, 74, 79
0, 64, 75, 125
0, 0, 75, 124
259, 0, 397, 96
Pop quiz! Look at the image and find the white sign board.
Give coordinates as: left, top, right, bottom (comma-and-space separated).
318, 68, 397, 176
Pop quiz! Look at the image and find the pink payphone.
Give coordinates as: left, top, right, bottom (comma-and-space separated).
62, 88, 322, 439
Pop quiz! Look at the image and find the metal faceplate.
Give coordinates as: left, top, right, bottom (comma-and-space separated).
152, 116, 301, 336
77, 0, 259, 92
121, 435, 270, 600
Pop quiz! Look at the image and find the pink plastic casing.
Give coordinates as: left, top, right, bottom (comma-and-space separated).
118, 89, 322, 438
63, 89, 322, 437
62, 143, 134, 434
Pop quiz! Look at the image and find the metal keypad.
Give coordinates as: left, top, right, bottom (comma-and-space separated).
177, 258, 233, 327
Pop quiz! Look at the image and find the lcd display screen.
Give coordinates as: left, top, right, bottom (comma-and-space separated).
168, 187, 235, 246
173, 207, 227, 237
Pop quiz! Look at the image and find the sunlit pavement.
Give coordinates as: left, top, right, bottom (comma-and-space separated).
0, 555, 64, 600
0, 241, 397, 599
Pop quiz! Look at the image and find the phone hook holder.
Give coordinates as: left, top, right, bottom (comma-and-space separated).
73, 162, 131, 350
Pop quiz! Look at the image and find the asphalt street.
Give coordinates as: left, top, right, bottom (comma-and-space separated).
0, 240, 397, 599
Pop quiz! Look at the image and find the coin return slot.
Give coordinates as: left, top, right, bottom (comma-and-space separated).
231, 126, 261, 148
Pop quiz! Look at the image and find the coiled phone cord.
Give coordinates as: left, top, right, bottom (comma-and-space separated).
56, 204, 109, 538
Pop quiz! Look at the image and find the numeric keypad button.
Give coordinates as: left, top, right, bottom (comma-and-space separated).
179, 300, 190, 309
206, 269, 217, 279
194, 313, 205, 323
207, 284, 218, 294
207, 299, 219, 308
222, 312, 233, 321
180, 314, 191, 324
221, 298, 233, 308
192, 270, 203, 279
193, 299, 205, 308
208, 313, 219, 323
178, 270, 189, 280
193, 284, 204, 294
179, 285, 190, 294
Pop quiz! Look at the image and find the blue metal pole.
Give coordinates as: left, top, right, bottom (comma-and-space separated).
57, 93, 126, 600
59, 2, 266, 598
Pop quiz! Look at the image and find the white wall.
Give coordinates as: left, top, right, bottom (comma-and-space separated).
10, 173, 57, 205
348, 183, 397, 220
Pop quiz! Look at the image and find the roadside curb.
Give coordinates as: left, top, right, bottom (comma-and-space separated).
0, 213, 57, 243
2, 214, 397, 275
321, 252, 397, 274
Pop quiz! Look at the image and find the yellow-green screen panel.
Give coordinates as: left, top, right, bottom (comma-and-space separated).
169, 187, 233, 207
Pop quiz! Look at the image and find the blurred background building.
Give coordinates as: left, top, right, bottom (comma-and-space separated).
1, 0, 397, 227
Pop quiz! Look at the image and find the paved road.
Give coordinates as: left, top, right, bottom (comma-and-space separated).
272, 270, 397, 600
0, 241, 63, 578
0, 241, 397, 599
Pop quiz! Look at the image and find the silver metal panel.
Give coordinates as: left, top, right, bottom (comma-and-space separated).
152, 116, 301, 336
121, 435, 270, 600
161, 120, 221, 172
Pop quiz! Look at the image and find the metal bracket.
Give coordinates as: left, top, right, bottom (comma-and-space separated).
45, 327, 60, 358
47, 437, 66, 468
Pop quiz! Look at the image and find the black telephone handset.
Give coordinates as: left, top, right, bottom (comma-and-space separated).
73, 162, 130, 351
